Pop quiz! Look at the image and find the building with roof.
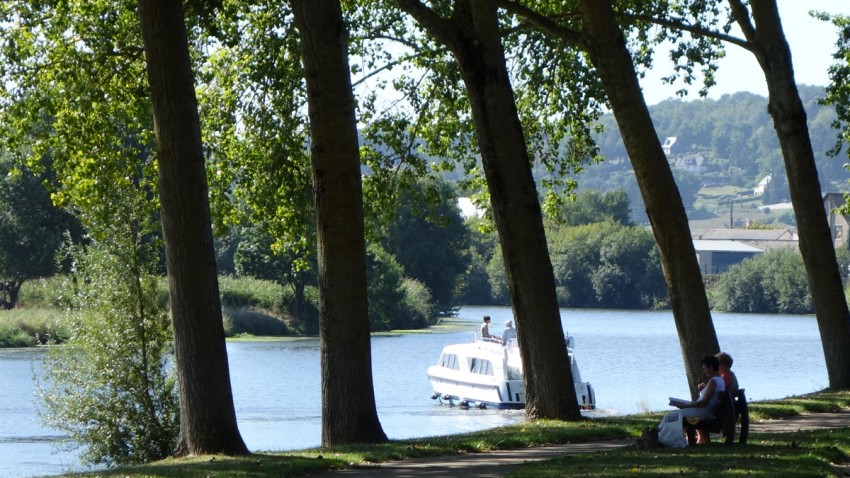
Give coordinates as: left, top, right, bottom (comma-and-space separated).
693, 240, 764, 275
824, 192, 850, 248
692, 228, 797, 251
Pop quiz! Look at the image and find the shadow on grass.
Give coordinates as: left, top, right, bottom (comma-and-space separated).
511, 428, 850, 478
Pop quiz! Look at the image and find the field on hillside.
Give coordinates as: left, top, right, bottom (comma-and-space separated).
688, 185, 796, 231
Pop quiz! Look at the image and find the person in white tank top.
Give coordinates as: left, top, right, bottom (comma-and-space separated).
674, 355, 726, 420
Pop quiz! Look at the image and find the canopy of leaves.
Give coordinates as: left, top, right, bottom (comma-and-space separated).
0, 154, 82, 294
379, 177, 470, 311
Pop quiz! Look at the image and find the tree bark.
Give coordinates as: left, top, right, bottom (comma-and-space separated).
136, 0, 249, 456
291, 0, 388, 445
579, 0, 720, 395
398, 0, 580, 420
733, 0, 850, 388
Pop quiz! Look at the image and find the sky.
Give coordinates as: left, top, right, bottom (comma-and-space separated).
640, 1, 850, 105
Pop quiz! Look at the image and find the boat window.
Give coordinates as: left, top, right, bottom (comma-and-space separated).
439, 353, 460, 370
469, 358, 493, 376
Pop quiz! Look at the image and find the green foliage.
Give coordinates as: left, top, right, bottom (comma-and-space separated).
222, 307, 290, 337
365, 243, 408, 331
400, 278, 435, 328
820, 13, 850, 165
548, 222, 667, 309
0, 154, 82, 308
591, 87, 846, 197
556, 190, 632, 226
19, 275, 77, 309
0, 308, 68, 346
218, 275, 288, 312
711, 249, 812, 314
364, 243, 436, 330
454, 218, 499, 306
38, 240, 178, 466
379, 177, 470, 312
486, 250, 510, 306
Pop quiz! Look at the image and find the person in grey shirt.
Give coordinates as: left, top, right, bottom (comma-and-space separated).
501, 320, 516, 344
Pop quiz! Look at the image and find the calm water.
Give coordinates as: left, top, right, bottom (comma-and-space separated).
0, 307, 828, 477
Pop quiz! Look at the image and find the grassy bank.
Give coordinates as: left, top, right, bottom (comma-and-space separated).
62, 389, 850, 478
0, 276, 302, 348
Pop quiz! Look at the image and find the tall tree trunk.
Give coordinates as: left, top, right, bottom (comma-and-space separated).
136, 0, 249, 456
291, 0, 388, 445
398, 0, 580, 420
732, 0, 850, 388
579, 0, 720, 395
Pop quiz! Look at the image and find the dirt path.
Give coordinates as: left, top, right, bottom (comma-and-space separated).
308, 409, 850, 478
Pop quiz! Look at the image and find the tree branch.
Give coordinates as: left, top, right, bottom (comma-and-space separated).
394, 0, 459, 49
728, 0, 757, 44
626, 13, 752, 51
496, 0, 585, 48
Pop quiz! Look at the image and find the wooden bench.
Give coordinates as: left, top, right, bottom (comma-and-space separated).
684, 388, 749, 445
734, 388, 749, 444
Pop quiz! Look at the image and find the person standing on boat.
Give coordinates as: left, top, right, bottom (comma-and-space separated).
501, 320, 517, 344
480, 315, 497, 340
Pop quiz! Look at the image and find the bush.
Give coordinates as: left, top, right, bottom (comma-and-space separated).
400, 278, 435, 328
222, 306, 290, 336
218, 275, 287, 312
18, 276, 75, 309
37, 240, 178, 466
711, 249, 812, 314
0, 308, 69, 346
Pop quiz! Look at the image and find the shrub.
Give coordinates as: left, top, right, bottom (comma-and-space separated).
711, 249, 812, 314
399, 278, 435, 328
18, 276, 75, 309
222, 306, 290, 336
37, 240, 178, 466
0, 308, 69, 346
218, 275, 287, 312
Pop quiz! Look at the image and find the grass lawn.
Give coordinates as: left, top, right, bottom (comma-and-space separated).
64, 390, 850, 478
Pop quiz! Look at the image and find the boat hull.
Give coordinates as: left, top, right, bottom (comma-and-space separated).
427, 337, 596, 410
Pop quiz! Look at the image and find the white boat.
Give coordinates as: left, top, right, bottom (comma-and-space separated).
427, 334, 595, 410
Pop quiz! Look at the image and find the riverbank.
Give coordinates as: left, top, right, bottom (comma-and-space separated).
61, 389, 850, 478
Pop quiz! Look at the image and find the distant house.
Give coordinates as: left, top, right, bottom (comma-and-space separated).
674, 153, 705, 174
824, 192, 850, 248
692, 228, 797, 251
662, 136, 678, 156
753, 175, 772, 196
693, 240, 764, 275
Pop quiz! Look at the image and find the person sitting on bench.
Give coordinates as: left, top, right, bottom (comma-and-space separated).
716, 351, 739, 396
672, 355, 725, 420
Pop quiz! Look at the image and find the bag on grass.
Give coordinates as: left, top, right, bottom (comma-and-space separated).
658, 411, 688, 448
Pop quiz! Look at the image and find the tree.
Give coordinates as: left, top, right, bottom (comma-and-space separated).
548, 222, 666, 309
559, 190, 631, 226
723, 0, 850, 388
396, 0, 581, 420
136, 0, 248, 456
538, 0, 722, 394
0, 155, 81, 308
233, 225, 318, 333
712, 249, 811, 314
291, 0, 387, 445
380, 177, 470, 313
38, 210, 177, 466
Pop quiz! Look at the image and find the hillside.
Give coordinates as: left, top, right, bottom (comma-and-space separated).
577, 85, 848, 227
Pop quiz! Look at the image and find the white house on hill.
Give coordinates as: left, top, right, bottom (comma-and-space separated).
753, 175, 772, 196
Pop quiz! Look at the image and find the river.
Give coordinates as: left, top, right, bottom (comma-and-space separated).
0, 307, 828, 477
